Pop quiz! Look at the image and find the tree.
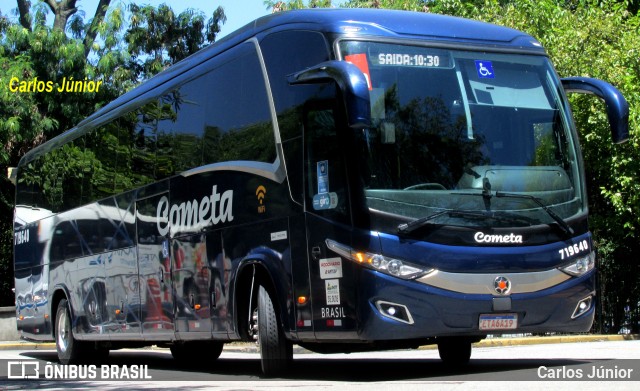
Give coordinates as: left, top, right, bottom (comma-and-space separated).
264, 0, 333, 12
0, 1, 226, 306
126, 3, 227, 78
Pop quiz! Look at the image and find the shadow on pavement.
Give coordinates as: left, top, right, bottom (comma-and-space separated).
16, 349, 604, 382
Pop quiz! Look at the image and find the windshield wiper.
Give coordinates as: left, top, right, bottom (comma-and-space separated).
397, 209, 534, 235
397, 210, 449, 234
495, 191, 574, 237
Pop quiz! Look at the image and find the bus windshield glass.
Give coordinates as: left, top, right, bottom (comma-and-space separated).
339, 40, 583, 232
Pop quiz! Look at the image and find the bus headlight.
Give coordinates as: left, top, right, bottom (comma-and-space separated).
559, 252, 595, 276
326, 239, 432, 280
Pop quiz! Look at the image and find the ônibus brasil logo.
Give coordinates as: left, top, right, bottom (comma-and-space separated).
157, 185, 234, 236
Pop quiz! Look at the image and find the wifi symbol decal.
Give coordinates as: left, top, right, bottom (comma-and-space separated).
256, 185, 266, 214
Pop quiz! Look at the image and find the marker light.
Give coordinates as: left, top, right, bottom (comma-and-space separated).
560, 252, 595, 277
297, 296, 307, 305
327, 239, 432, 280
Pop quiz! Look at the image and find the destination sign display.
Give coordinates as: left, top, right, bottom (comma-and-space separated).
372, 49, 453, 69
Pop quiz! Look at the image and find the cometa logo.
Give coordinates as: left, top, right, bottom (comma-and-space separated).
156, 185, 234, 236
474, 232, 523, 244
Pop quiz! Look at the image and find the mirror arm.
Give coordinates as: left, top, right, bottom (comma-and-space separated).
288, 61, 371, 129
561, 77, 629, 144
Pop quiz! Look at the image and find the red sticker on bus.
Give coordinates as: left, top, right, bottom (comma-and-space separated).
345, 53, 373, 90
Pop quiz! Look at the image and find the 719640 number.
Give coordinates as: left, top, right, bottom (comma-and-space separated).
558, 239, 589, 260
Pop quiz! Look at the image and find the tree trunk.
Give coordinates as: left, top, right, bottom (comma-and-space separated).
45, 0, 78, 33
83, 0, 112, 58
16, 0, 31, 30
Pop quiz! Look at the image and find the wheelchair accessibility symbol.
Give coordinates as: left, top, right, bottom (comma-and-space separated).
475, 60, 494, 78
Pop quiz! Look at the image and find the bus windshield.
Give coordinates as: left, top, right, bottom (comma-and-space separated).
339, 40, 583, 232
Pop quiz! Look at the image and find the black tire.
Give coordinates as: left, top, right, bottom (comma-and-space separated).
170, 341, 224, 363
257, 285, 292, 377
56, 299, 87, 364
437, 338, 472, 365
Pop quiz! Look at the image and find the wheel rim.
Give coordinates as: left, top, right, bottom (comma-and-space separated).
251, 307, 259, 342
57, 309, 69, 354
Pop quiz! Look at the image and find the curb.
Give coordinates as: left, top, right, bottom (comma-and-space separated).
0, 334, 637, 352
475, 333, 639, 348
0, 341, 56, 351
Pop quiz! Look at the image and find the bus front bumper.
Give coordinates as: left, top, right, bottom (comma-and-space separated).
356, 268, 596, 341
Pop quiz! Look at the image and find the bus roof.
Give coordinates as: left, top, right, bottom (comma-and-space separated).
233, 8, 540, 47
19, 8, 544, 166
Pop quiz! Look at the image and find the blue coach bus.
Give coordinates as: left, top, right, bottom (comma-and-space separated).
13, 9, 629, 376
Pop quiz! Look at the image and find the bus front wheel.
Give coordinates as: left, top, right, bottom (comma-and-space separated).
257, 285, 292, 376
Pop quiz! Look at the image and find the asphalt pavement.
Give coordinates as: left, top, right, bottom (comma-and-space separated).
0, 334, 637, 351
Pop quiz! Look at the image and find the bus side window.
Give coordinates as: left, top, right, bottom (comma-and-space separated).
155, 42, 276, 170
203, 44, 276, 164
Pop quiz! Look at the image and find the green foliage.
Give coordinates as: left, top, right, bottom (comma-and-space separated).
126, 3, 227, 78
0, 176, 14, 306
264, 0, 334, 12
342, 0, 431, 10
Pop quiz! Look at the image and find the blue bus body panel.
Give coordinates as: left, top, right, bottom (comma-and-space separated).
376, 231, 593, 273
332, 230, 596, 340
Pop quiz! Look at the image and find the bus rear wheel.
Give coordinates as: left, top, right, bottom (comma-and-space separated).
257, 285, 292, 376
437, 337, 472, 365
56, 299, 87, 364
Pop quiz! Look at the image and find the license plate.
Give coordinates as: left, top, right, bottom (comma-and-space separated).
479, 313, 518, 331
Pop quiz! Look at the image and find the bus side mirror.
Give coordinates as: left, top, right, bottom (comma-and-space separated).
561, 77, 629, 144
288, 61, 371, 129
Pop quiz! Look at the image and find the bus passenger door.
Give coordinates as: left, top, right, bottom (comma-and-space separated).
302, 101, 358, 339
136, 193, 175, 337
